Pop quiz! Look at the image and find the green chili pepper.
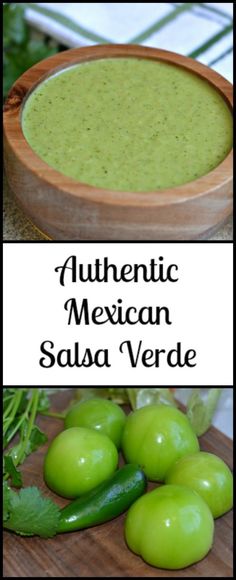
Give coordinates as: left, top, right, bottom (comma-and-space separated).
58, 464, 147, 534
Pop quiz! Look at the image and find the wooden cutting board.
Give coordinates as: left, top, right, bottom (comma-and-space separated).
3, 389, 233, 578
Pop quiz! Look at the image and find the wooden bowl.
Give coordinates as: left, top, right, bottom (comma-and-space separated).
3, 44, 233, 240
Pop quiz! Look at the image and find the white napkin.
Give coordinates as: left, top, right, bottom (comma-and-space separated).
25, 3, 233, 82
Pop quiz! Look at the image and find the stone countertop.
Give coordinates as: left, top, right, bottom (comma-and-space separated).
3, 174, 48, 241
3, 174, 233, 241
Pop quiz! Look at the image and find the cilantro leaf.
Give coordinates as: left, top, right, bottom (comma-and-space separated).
3, 482, 16, 522
19, 423, 48, 459
4, 441, 22, 467
4, 486, 60, 538
4, 456, 23, 488
26, 425, 48, 454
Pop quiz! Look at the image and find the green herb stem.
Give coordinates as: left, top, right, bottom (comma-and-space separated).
3, 389, 25, 440
17, 389, 40, 464
126, 388, 138, 410
39, 410, 65, 420
3, 394, 14, 406
5, 397, 33, 446
3, 390, 21, 421
3, 397, 16, 421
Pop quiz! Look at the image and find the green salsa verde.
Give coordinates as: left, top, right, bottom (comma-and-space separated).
22, 58, 232, 192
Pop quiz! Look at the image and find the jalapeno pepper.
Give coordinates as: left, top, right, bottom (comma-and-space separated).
58, 464, 147, 534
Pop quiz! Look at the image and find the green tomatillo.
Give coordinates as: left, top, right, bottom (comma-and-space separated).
165, 451, 233, 518
122, 405, 200, 481
125, 484, 214, 570
44, 427, 118, 499
65, 398, 126, 449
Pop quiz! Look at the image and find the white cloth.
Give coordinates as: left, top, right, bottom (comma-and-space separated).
26, 3, 233, 82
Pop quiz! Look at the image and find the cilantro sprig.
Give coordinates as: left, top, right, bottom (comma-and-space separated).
3, 388, 61, 537
3, 388, 49, 486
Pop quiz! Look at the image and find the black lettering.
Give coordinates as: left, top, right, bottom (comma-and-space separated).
64, 297, 90, 325
39, 341, 55, 367
55, 256, 179, 285
39, 341, 110, 368
119, 341, 196, 368
55, 255, 77, 286
167, 343, 197, 367
185, 349, 197, 367
119, 340, 143, 367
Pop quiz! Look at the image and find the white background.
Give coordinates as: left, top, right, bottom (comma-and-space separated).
3, 243, 233, 385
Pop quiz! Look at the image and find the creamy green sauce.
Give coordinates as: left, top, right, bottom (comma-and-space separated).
22, 58, 232, 191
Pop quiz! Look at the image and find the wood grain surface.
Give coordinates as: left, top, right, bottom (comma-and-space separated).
3, 44, 233, 241
3, 389, 233, 578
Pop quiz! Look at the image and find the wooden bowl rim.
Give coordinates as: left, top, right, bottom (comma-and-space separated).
3, 43, 233, 208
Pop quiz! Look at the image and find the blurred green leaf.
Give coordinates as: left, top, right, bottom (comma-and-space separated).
3, 3, 58, 99
26, 39, 57, 64
3, 3, 28, 46
3, 50, 26, 97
